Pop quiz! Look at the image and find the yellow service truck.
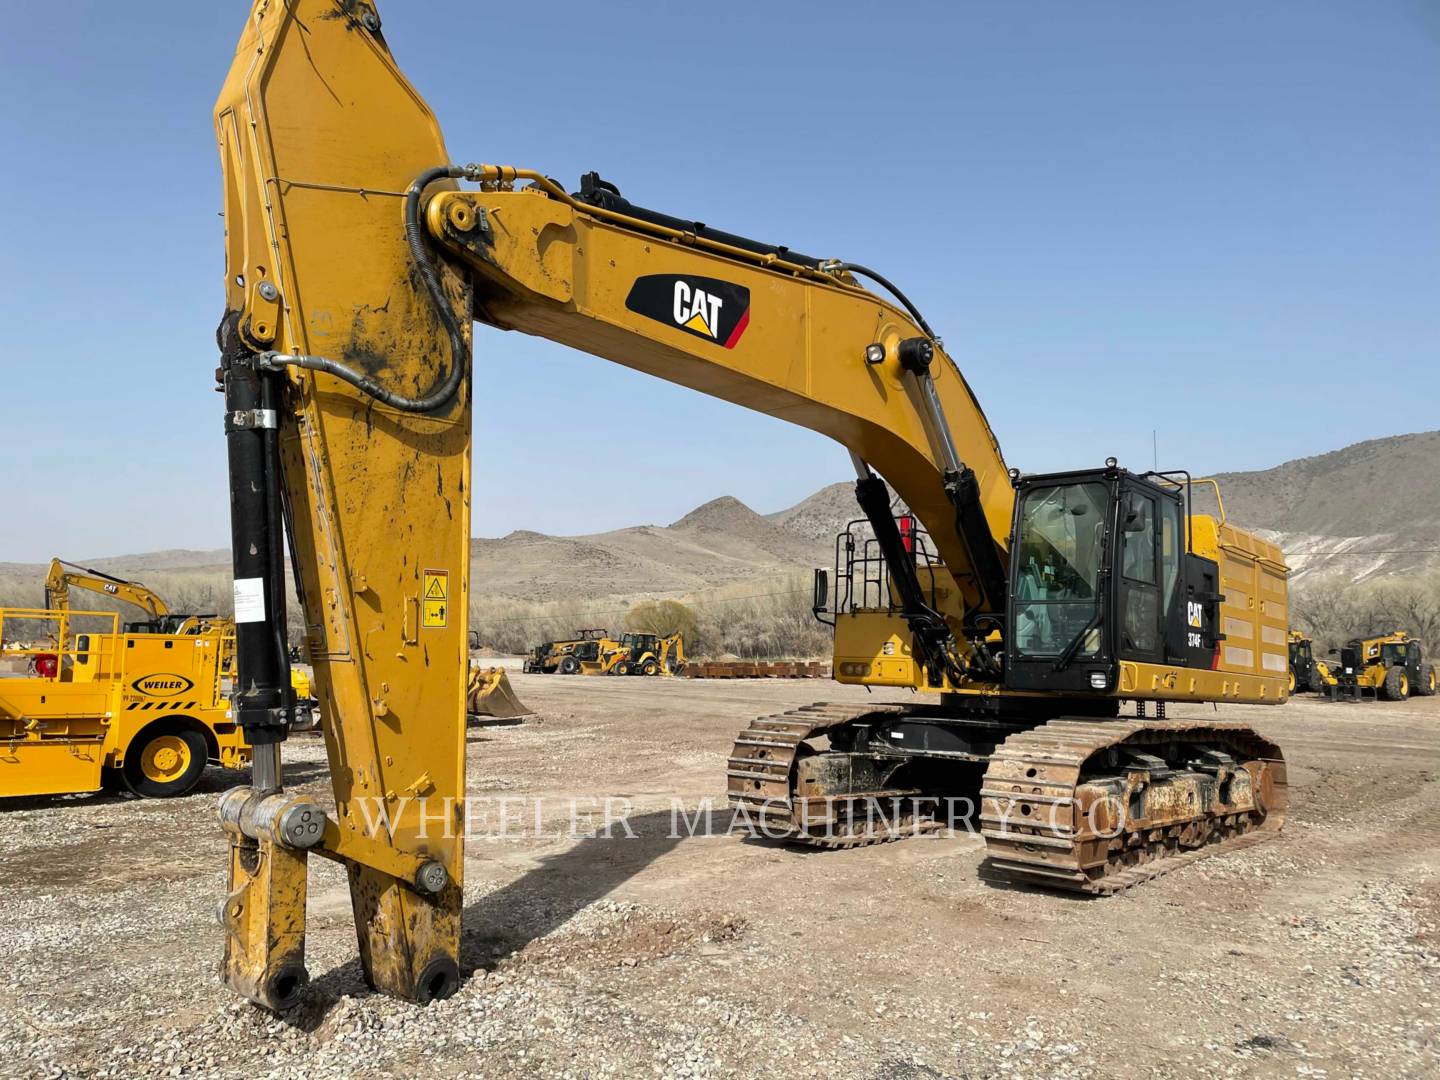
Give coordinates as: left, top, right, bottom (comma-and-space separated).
0, 607, 249, 798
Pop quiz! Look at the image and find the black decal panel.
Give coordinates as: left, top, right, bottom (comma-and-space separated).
625, 274, 751, 348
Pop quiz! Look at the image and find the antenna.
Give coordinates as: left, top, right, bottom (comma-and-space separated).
1152, 429, 1158, 470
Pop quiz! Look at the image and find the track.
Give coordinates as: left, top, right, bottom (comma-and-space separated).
726, 705, 1288, 888
979, 717, 1287, 894
726, 702, 918, 849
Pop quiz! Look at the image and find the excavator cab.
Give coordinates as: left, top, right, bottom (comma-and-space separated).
1005, 466, 1222, 696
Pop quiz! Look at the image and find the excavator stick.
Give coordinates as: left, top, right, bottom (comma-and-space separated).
467, 666, 532, 721
216, 1, 469, 1007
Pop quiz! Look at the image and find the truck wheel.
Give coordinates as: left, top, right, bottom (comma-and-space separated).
614, 661, 631, 676
123, 725, 209, 798
1381, 665, 1408, 701
1415, 664, 1437, 697
1287, 670, 1297, 694
642, 659, 659, 676
559, 656, 580, 675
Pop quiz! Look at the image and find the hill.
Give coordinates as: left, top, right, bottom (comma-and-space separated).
2, 431, 1433, 611
1211, 431, 1440, 582
470, 495, 826, 603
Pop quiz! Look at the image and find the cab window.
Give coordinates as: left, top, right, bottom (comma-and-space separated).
1012, 482, 1108, 658
1121, 497, 1156, 584
1159, 497, 1182, 620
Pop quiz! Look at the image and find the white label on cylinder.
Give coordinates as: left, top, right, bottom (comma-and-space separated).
233, 577, 267, 624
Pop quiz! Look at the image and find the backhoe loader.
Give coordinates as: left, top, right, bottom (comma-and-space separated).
522, 629, 610, 674
211, 0, 1289, 1010
610, 632, 686, 677
576, 631, 683, 676
1330, 632, 1436, 700
577, 637, 630, 676
576, 633, 671, 676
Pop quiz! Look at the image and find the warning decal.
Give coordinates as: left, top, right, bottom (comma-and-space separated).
422, 570, 449, 629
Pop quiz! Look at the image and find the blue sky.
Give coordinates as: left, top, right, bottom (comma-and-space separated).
1, 1, 1436, 562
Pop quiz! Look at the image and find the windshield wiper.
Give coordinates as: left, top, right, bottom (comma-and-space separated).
1052, 609, 1103, 672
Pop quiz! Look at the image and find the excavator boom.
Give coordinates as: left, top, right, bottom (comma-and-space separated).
44, 558, 172, 621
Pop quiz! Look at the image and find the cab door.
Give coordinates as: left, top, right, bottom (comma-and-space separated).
1403, 642, 1422, 688
1116, 489, 1164, 664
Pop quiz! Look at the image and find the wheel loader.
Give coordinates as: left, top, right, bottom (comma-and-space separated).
209, 1, 1292, 1009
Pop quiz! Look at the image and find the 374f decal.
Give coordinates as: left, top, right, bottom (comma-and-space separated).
625, 275, 750, 349
1187, 600, 1206, 650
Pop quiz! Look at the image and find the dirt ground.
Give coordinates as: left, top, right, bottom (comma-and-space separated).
1, 675, 1436, 1079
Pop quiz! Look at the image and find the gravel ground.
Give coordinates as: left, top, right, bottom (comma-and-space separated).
0, 676, 1436, 1078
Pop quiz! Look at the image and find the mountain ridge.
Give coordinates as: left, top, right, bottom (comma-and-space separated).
2, 432, 1432, 605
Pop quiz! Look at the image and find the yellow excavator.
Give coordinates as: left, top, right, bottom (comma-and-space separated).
44, 559, 192, 634
211, 1, 1289, 1010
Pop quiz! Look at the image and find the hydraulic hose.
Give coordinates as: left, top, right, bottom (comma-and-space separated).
823, 261, 938, 343
260, 164, 473, 413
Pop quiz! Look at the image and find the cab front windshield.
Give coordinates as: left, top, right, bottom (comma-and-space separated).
1012, 482, 1108, 659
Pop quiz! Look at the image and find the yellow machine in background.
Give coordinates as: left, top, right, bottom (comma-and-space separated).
209, 1, 1290, 1009
572, 631, 686, 675
577, 637, 629, 676
44, 558, 191, 634
609, 632, 685, 676
45, 559, 317, 726
1331, 632, 1436, 700
523, 629, 610, 674
0, 606, 248, 798
1287, 631, 1336, 694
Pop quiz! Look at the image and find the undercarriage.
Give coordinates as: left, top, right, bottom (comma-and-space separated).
726, 703, 1287, 893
